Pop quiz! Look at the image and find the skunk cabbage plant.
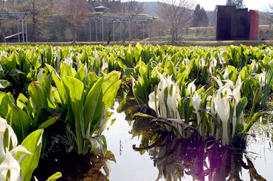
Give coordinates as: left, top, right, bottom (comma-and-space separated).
0, 118, 32, 181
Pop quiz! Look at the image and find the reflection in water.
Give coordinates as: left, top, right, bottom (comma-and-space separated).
131, 115, 266, 181
120, 140, 123, 156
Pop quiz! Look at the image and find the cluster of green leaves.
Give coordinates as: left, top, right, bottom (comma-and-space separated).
1, 43, 273, 150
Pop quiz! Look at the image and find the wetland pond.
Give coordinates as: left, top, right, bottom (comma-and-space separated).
36, 100, 273, 181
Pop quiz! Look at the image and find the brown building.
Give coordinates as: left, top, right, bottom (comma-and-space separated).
216, 5, 259, 40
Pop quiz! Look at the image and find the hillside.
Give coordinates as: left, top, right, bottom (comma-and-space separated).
141, 2, 159, 17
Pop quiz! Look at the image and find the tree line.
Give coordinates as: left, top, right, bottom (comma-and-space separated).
0, 0, 254, 43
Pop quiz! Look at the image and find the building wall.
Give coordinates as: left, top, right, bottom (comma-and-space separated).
216, 5, 236, 40
216, 6, 259, 41
249, 10, 259, 40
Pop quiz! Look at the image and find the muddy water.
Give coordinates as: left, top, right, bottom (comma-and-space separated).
103, 102, 273, 181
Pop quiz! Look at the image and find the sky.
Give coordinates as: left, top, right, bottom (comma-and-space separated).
136, 0, 272, 11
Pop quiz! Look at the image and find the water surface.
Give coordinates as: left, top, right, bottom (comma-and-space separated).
103, 102, 273, 181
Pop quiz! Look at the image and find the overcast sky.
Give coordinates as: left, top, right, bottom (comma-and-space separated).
136, 0, 272, 11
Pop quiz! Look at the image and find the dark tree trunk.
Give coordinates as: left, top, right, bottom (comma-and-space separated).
0, 22, 6, 43
33, 0, 37, 42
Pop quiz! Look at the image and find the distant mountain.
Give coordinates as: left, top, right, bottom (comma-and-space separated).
141, 2, 159, 17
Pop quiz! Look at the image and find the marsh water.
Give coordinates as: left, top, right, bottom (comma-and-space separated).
102, 101, 273, 181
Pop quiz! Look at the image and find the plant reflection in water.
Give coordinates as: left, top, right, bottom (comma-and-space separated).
131, 112, 266, 181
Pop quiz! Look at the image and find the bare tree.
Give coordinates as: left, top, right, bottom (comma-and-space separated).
207, 10, 217, 26
0, 2, 18, 42
20, 0, 54, 42
59, 0, 91, 41
40, 26, 52, 42
155, 0, 195, 42
262, 3, 273, 40
226, 0, 245, 8
106, 0, 145, 43
118, 0, 145, 16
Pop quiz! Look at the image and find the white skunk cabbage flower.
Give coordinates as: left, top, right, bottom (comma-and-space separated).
183, 56, 190, 65
208, 58, 217, 75
258, 72, 266, 88
148, 92, 156, 111
218, 51, 227, 64
223, 67, 229, 79
216, 97, 230, 146
199, 57, 206, 70
213, 76, 223, 87
236, 75, 242, 88
251, 60, 258, 73
0, 118, 32, 181
148, 70, 180, 118
101, 58, 109, 72
187, 80, 196, 95
211, 57, 217, 67
223, 80, 235, 90
192, 92, 201, 111
192, 92, 202, 134
0, 149, 20, 181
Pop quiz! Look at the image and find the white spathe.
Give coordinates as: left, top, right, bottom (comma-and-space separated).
192, 92, 201, 111
148, 70, 180, 119
0, 149, 20, 181
216, 97, 230, 146
258, 71, 266, 88
0, 118, 33, 181
187, 79, 196, 95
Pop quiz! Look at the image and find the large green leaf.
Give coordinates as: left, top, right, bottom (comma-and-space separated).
45, 64, 67, 104
16, 129, 44, 181
5, 53, 16, 70
0, 93, 31, 143
101, 71, 121, 110
126, 44, 133, 65
83, 77, 104, 137
28, 82, 45, 111
60, 62, 76, 78
62, 76, 84, 154
88, 135, 107, 157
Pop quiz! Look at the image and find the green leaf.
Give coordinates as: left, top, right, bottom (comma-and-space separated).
46, 172, 62, 181
16, 93, 28, 110
0, 80, 10, 89
126, 44, 133, 65
236, 124, 244, 132
80, 50, 88, 63
16, 129, 44, 181
62, 76, 84, 154
75, 65, 86, 82
236, 97, 247, 119
83, 77, 104, 137
117, 57, 132, 69
88, 135, 107, 157
28, 82, 45, 111
38, 114, 61, 129
60, 62, 76, 78
134, 43, 143, 62
117, 91, 127, 112
101, 71, 121, 110
84, 72, 99, 93
9, 68, 25, 77
5, 53, 16, 70
132, 113, 157, 119
45, 64, 66, 104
